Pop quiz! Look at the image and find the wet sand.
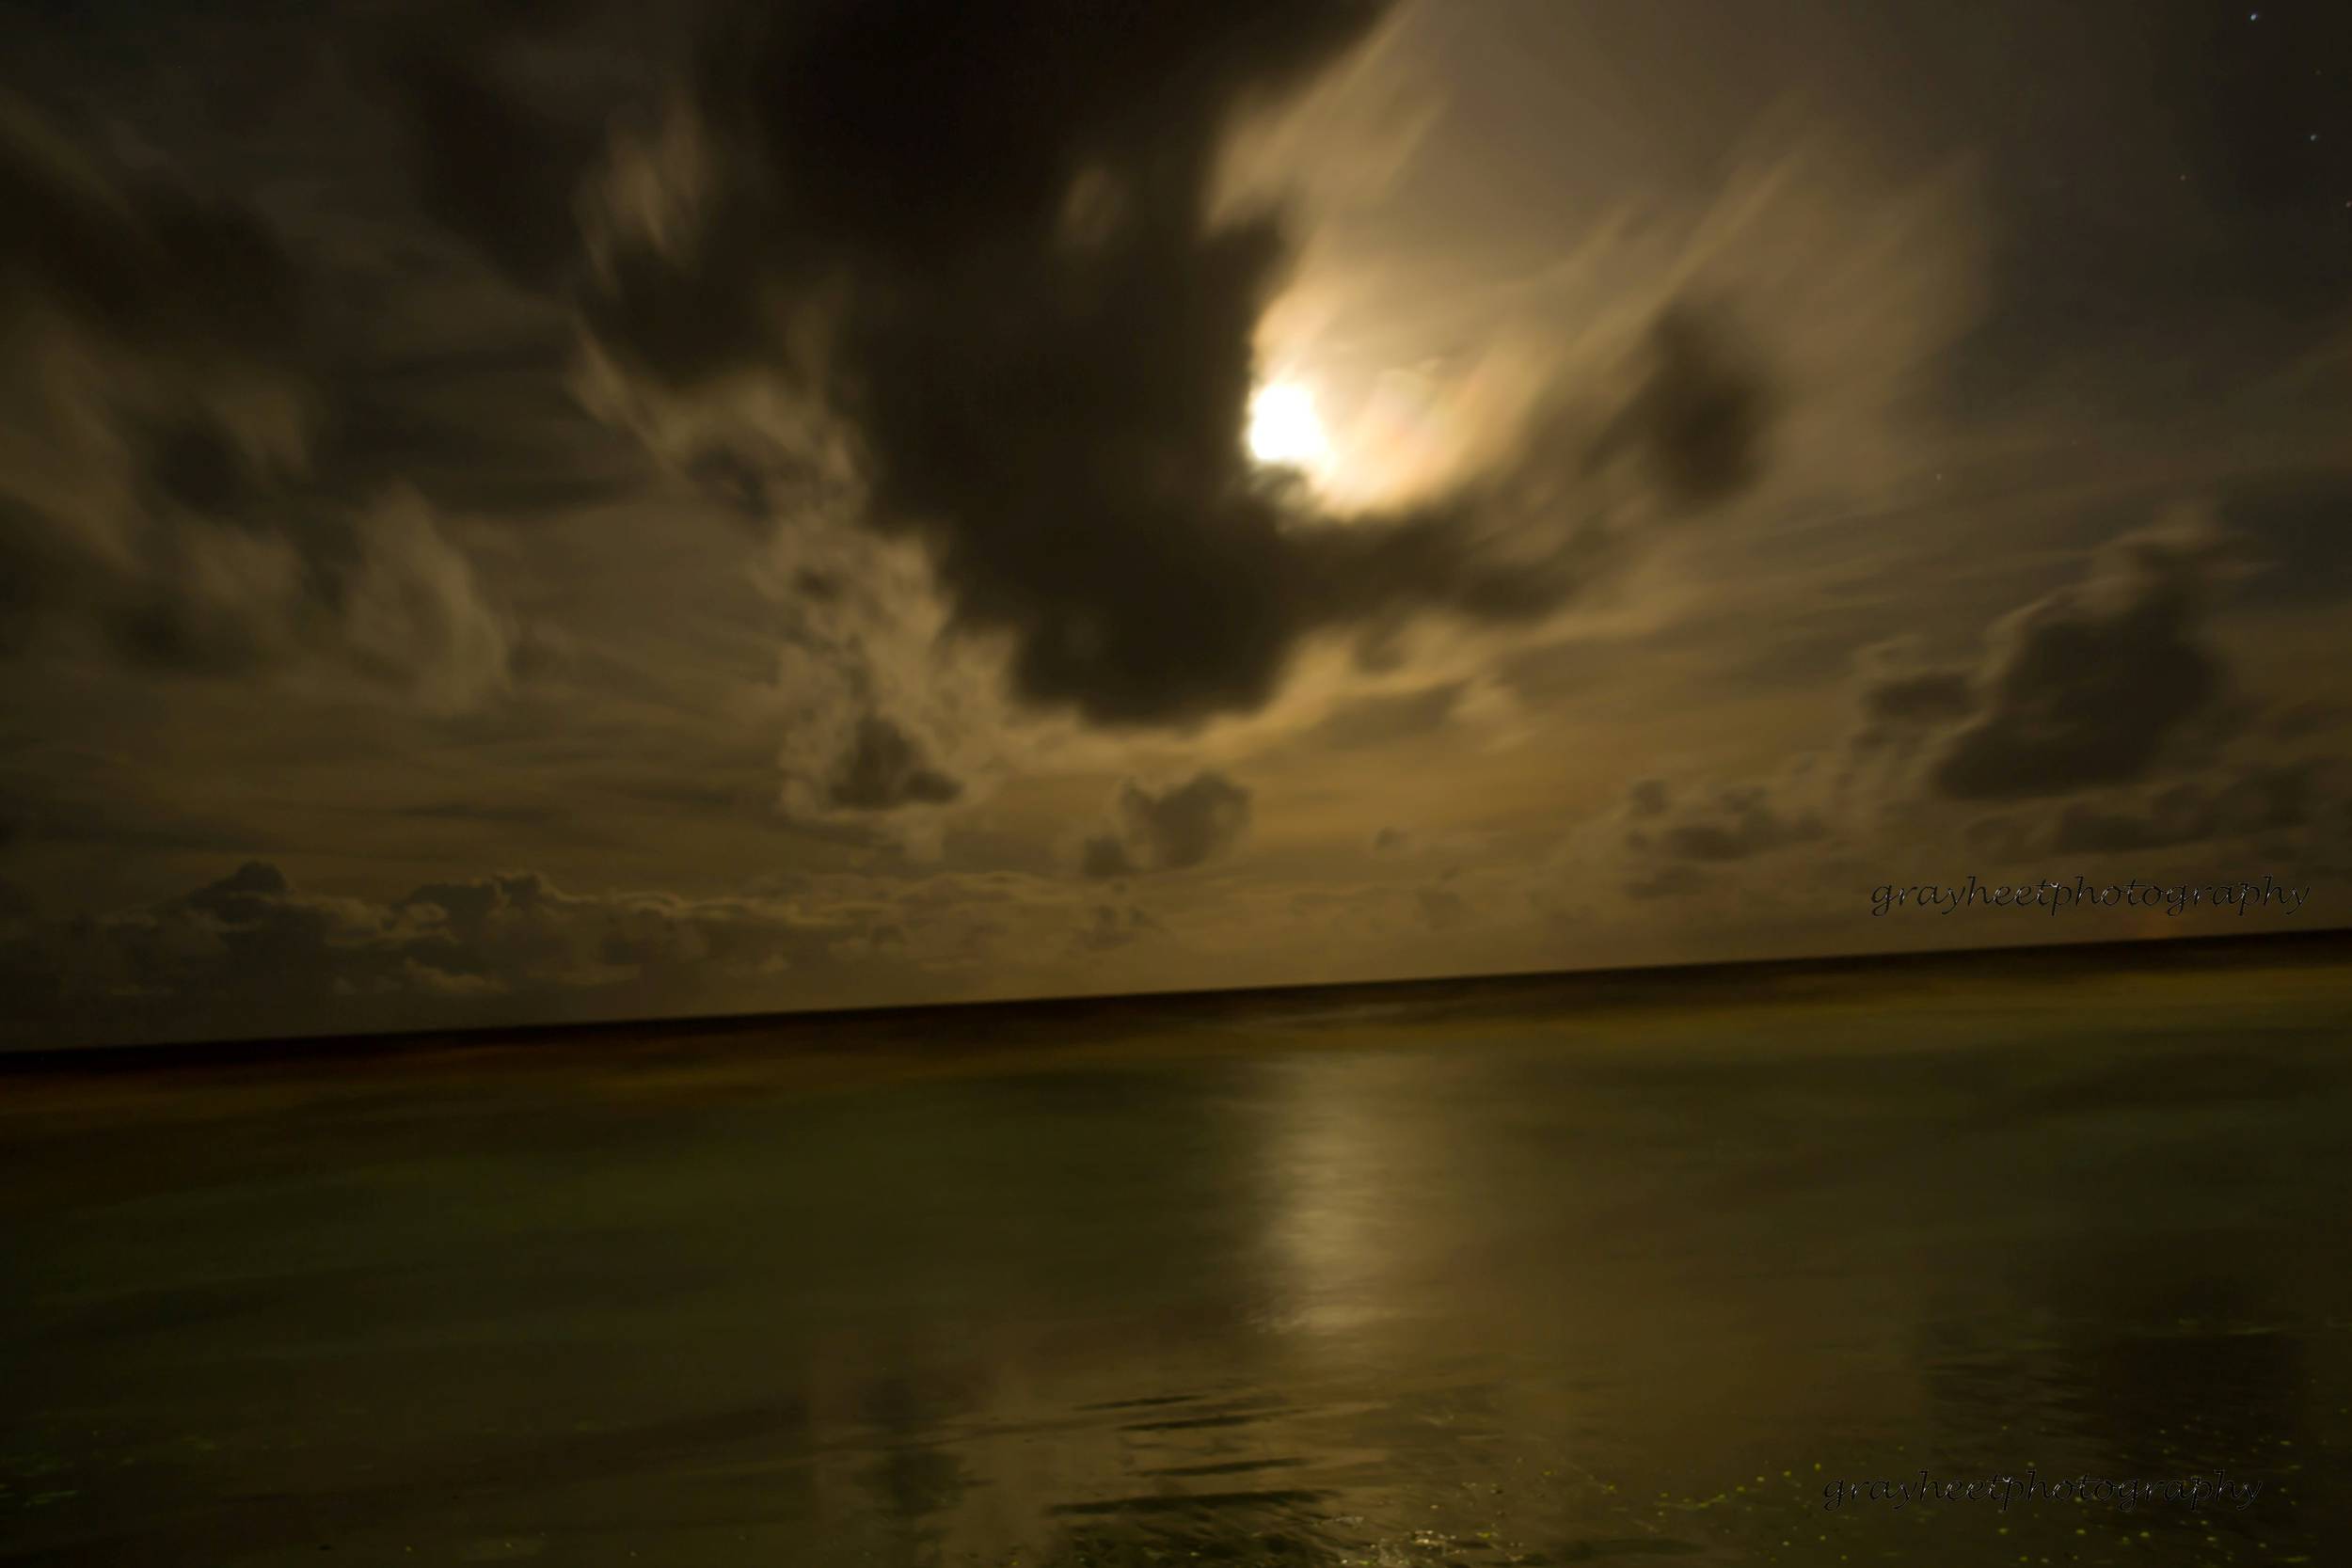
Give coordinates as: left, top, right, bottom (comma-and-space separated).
5, 934, 2349, 1565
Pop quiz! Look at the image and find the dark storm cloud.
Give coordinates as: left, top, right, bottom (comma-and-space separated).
824, 714, 963, 812
1924, 519, 2251, 801
523, 0, 1778, 730
1080, 771, 1254, 879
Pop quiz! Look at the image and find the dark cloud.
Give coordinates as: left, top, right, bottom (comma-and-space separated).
1925, 518, 2250, 800
1371, 826, 1410, 854
825, 714, 963, 811
1080, 771, 1253, 879
532, 0, 1776, 730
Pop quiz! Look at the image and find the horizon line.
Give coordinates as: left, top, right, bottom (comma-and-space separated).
6, 922, 2348, 1077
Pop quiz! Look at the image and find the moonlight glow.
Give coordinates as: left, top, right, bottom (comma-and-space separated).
1246, 381, 1332, 472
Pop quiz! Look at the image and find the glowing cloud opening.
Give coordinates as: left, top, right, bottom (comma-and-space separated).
1246, 380, 1333, 473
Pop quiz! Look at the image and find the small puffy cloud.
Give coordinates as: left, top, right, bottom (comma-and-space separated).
1561, 769, 1831, 906
1079, 770, 1254, 879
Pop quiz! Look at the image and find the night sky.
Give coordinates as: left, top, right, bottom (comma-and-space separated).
4, 0, 2349, 1048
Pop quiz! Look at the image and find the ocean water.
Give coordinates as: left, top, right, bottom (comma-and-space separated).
4, 957, 2348, 1564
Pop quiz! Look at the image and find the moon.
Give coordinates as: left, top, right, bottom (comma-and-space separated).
1246, 381, 1332, 472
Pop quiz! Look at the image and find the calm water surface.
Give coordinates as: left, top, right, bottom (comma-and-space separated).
4, 973, 2348, 1564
